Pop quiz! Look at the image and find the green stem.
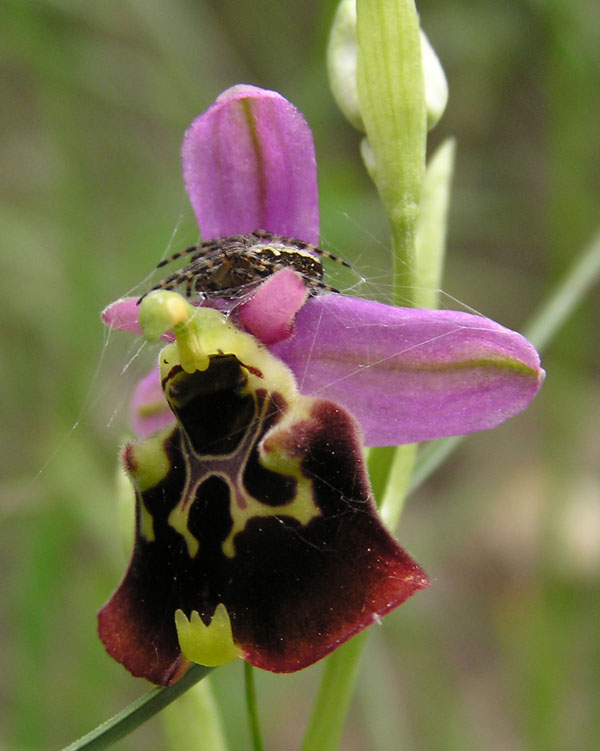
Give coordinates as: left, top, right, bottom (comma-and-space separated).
161, 676, 229, 751
302, 444, 416, 751
60, 665, 213, 751
379, 444, 418, 531
301, 632, 368, 751
391, 221, 418, 307
244, 662, 264, 751
304, 8, 424, 740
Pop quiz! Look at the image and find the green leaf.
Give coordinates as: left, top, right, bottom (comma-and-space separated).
61, 665, 213, 751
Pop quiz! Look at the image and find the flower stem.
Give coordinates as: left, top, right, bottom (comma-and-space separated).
379, 443, 418, 531
305, 9, 426, 742
391, 221, 418, 307
161, 676, 229, 751
301, 631, 368, 751
244, 662, 264, 751
301, 444, 415, 751
60, 665, 213, 751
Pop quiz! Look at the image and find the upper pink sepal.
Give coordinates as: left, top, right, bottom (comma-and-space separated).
182, 85, 320, 243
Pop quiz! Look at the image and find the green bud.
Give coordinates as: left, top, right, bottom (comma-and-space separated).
328, 0, 448, 134
356, 0, 426, 303
327, 0, 363, 131
359, 136, 377, 180
421, 29, 448, 131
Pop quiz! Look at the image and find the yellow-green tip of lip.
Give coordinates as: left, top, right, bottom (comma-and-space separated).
175, 604, 243, 667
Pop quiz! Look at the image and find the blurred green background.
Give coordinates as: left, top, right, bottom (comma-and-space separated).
1, 0, 599, 749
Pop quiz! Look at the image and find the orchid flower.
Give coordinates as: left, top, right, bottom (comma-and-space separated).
98, 85, 544, 685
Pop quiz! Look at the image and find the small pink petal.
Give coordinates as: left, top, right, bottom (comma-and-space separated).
182, 85, 319, 243
236, 269, 309, 345
102, 298, 144, 335
102, 298, 174, 341
130, 368, 174, 438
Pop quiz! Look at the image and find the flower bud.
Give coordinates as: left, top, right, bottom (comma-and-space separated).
420, 29, 448, 130
327, 0, 363, 131
327, 0, 448, 132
